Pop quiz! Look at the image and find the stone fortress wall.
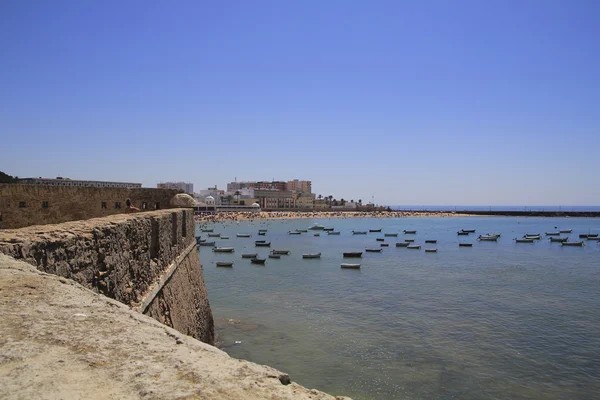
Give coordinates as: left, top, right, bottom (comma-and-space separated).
0, 184, 182, 229
0, 208, 214, 344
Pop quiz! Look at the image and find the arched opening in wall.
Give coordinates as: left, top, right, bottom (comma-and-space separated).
155, 202, 160, 210
142, 202, 147, 210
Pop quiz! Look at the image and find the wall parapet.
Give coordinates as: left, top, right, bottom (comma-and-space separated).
0, 183, 183, 229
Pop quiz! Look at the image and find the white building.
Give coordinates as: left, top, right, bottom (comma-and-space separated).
157, 181, 194, 194
197, 188, 224, 205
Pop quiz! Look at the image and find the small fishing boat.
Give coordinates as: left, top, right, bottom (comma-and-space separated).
479, 234, 500, 240
545, 232, 560, 236
549, 237, 569, 243
380, 243, 389, 247
587, 234, 599, 238
425, 240, 437, 243
297, 229, 308, 233
478, 236, 498, 241
425, 248, 437, 253
365, 248, 382, 252
369, 228, 382, 233
396, 242, 410, 247
515, 238, 534, 243
201, 228, 214, 232
561, 241, 584, 247
404, 238, 415, 243
216, 261, 233, 267
559, 229, 572, 233
258, 231, 267, 236
525, 233, 541, 238
220, 236, 230, 240
208, 233, 221, 237
376, 238, 385, 242
323, 227, 335, 231
258, 229, 268, 233
268, 254, 281, 259
255, 241, 271, 247
198, 241, 216, 246
404, 230, 417, 234
459, 243, 473, 247
587, 237, 600, 241
255, 240, 266, 243
524, 235, 541, 240
343, 252, 363, 258
250, 258, 266, 264
195, 237, 206, 243
241, 253, 258, 258
308, 224, 326, 231
341, 263, 360, 269
461, 229, 476, 233
327, 231, 341, 235
407, 244, 421, 249
213, 247, 234, 253
457, 231, 470, 236
236, 233, 251, 238
314, 233, 320, 237
352, 231, 367, 235
271, 250, 290, 255
302, 252, 322, 259
384, 233, 398, 237
288, 231, 302, 235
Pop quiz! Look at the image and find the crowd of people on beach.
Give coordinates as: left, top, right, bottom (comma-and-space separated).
193, 210, 459, 223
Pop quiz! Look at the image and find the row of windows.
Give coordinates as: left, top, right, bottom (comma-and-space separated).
32, 181, 141, 188
19, 201, 48, 208
17, 201, 159, 210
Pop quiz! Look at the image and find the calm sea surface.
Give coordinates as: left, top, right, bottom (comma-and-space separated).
197, 217, 600, 400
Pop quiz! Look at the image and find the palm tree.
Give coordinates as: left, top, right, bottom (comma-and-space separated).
318, 194, 322, 200
235, 190, 241, 204
358, 199, 362, 205
328, 195, 333, 205
341, 198, 345, 206
351, 199, 355, 203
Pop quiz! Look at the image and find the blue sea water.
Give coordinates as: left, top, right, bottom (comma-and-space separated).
391, 205, 600, 212
197, 217, 600, 400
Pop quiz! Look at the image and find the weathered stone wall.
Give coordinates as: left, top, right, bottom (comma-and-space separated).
0, 209, 214, 344
0, 184, 182, 229
144, 249, 214, 344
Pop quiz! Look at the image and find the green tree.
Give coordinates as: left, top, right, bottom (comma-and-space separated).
0, 171, 18, 184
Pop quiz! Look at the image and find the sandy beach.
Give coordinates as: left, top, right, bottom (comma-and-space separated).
194, 210, 471, 223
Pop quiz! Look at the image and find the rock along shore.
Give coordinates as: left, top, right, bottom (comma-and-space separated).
0, 254, 350, 400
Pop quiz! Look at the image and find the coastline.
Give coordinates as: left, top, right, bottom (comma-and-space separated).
194, 210, 472, 222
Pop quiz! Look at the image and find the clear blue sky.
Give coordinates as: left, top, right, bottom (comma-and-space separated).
1, 0, 599, 205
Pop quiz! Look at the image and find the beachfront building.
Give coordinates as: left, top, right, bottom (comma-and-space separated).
197, 187, 225, 205
295, 192, 315, 209
287, 179, 312, 194
227, 181, 287, 192
314, 199, 329, 209
157, 181, 194, 194
19, 177, 142, 188
254, 190, 296, 210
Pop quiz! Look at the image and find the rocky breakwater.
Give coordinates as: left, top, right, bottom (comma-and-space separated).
0, 209, 214, 344
0, 254, 351, 399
